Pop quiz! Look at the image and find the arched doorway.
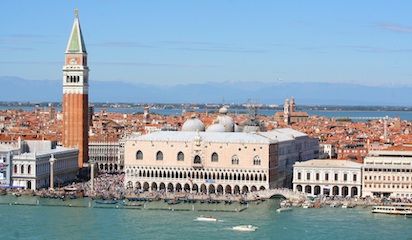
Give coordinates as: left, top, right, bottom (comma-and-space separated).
251, 186, 257, 192
135, 182, 141, 190
176, 183, 182, 192
151, 182, 158, 191
234, 185, 240, 194
242, 185, 249, 194
259, 186, 266, 191
126, 181, 133, 189
217, 185, 223, 194
159, 182, 166, 191
296, 185, 303, 192
143, 182, 149, 191
192, 184, 199, 193
342, 186, 349, 197
200, 184, 207, 194
304, 185, 312, 194
332, 186, 339, 196
27, 181, 32, 190
208, 185, 216, 194
351, 187, 358, 197
167, 183, 174, 192
225, 185, 232, 194
184, 183, 190, 192
314, 185, 321, 195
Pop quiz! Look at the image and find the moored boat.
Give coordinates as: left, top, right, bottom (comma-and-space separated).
95, 200, 118, 205
276, 207, 292, 213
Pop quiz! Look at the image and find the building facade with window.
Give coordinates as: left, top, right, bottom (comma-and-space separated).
124, 128, 319, 194
89, 140, 124, 173
0, 144, 21, 187
293, 159, 362, 197
362, 150, 412, 198
11, 141, 78, 190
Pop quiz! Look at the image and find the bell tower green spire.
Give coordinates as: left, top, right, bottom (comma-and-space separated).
66, 9, 87, 53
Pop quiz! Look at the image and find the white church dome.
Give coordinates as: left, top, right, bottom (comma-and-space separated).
182, 115, 205, 132
217, 115, 234, 132
206, 123, 226, 132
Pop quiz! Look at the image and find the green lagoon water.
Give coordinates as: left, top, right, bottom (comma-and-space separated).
0, 196, 411, 240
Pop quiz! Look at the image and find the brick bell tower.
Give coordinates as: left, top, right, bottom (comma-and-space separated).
62, 9, 89, 168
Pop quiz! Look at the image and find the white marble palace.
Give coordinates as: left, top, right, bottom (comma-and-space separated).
293, 159, 362, 197
124, 113, 319, 194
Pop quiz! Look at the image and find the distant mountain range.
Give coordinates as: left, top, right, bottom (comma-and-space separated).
0, 76, 410, 106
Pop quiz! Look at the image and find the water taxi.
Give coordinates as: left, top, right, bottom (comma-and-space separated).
372, 204, 412, 216
276, 207, 292, 213
232, 225, 258, 232
195, 216, 218, 222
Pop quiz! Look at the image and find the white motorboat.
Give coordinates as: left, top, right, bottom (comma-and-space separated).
232, 225, 258, 232
276, 207, 292, 213
195, 216, 218, 222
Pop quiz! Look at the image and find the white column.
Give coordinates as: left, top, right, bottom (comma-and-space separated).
90, 160, 95, 192
49, 154, 56, 190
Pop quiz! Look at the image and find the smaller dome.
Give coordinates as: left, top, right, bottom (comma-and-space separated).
182, 115, 205, 132
217, 115, 234, 132
206, 123, 226, 132
218, 106, 228, 114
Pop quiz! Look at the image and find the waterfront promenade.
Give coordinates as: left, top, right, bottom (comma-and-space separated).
2, 173, 407, 210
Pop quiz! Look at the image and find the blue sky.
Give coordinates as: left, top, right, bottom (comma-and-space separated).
0, 0, 411, 86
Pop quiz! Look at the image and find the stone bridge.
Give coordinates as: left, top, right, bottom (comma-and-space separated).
247, 188, 306, 200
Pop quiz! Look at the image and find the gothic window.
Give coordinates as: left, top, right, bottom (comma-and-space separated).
193, 155, 201, 164
253, 155, 261, 165
136, 150, 143, 160
231, 155, 239, 165
156, 151, 163, 161
14, 165, 17, 174
28, 165, 31, 174
21, 165, 24, 174
211, 152, 218, 162
177, 152, 184, 161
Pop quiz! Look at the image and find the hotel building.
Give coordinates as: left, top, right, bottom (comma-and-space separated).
362, 150, 412, 198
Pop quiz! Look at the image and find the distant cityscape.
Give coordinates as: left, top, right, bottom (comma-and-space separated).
1, 101, 412, 112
